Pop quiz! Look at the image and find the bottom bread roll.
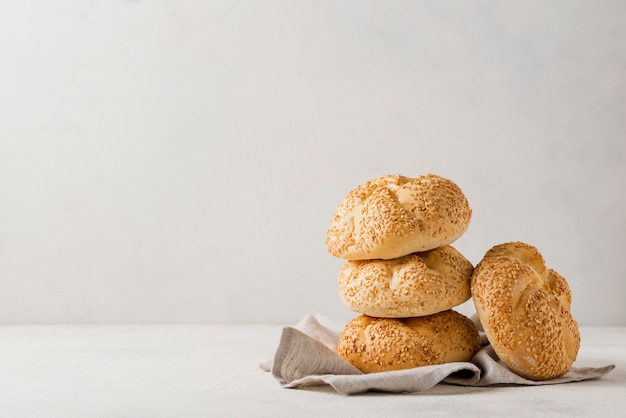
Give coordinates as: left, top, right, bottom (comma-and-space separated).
337, 310, 481, 373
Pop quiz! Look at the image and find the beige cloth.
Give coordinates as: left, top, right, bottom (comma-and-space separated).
261, 313, 615, 395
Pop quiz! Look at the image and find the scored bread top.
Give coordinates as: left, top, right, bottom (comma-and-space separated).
471, 241, 580, 380
326, 174, 472, 260
338, 245, 473, 317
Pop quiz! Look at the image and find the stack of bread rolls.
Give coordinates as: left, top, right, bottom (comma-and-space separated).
325, 174, 580, 380
326, 174, 481, 373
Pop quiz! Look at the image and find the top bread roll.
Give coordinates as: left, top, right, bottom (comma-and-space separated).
326, 174, 472, 260
471, 242, 580, 380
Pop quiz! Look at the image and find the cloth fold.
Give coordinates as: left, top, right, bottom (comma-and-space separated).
261, 313, 615, 395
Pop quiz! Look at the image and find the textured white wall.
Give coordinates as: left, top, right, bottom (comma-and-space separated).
1, 1, 624, 325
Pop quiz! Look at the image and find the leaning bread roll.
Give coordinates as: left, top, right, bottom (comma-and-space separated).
337, 311, 481, 373
338, 245, 473, 317
471, 242, 580, 380
326, 174, 472, 260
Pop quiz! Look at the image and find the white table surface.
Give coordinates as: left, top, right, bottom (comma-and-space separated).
0, 323, 624, 418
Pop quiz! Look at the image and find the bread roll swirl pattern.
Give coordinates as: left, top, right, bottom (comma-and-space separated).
326, 174, 472, 260
338, 245, 473, 318
471, 242, 580, 380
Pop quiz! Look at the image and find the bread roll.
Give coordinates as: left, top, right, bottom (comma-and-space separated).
471, 242, 580, 380
337, 311, 481, 373
338, 245, 473, 318
326, 174, 472, 260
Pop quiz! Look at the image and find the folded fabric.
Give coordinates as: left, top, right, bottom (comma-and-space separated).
261, 313, 615, 395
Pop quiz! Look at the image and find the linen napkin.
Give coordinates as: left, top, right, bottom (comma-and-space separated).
261, 313, 615, 395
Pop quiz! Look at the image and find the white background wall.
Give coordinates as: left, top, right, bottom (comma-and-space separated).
1, 1, 624, 325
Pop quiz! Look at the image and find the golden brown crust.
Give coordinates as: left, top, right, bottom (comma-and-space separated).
338, 245, 473, 317
337, 310, 481, 373
471, 242, 580, 380
326, 174, 472, 260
